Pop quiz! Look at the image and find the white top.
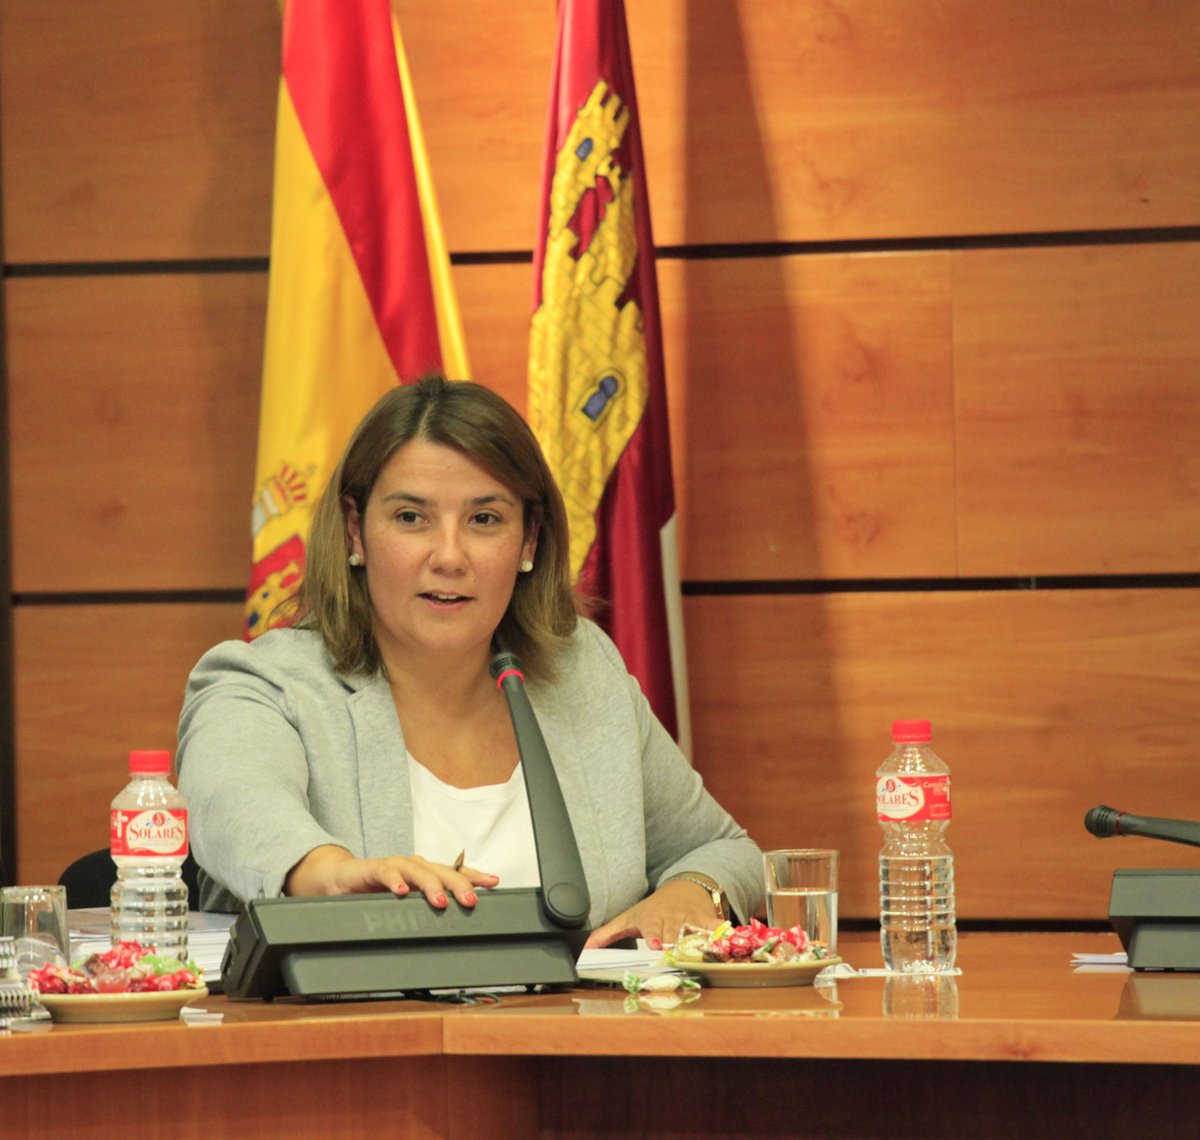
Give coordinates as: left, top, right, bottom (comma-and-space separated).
407, 751, 541, 888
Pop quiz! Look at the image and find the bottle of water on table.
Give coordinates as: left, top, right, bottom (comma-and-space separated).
877, 720, 956, 972
110, 749, 189, 960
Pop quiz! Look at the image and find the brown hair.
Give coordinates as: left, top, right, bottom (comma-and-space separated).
286, 376, 580, 679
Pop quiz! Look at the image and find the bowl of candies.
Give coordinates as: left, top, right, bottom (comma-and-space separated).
26, 941, 206, 1022
666, 918, 840, 987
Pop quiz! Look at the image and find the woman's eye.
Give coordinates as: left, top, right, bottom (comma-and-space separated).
471, 511, 502, 526
396, 509, 423, 524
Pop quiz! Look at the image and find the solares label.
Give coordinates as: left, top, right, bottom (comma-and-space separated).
111, 808, 189, 857
876, 775, 951, 822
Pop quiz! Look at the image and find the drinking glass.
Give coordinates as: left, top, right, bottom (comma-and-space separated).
0, 885, 69, 976
763, 849, 839, 951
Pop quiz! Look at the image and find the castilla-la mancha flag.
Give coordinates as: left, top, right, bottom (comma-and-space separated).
528, 0, 690, 749
245, 0, 469, 638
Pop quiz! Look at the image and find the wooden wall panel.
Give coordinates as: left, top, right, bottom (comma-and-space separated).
15, 245, 1197, 596
0, 0, 280, 263
7, 274, 264, 593
4, 263, 525, 597
4, 1, 1196, 262
451, 263, 532, 413
417, 0, 1200, 247
686, 589, 1200, 921
463, 252, 960, 582
622, 0, 1200, 247
10, 253, 958, 593
12, 603, 244, 885
661, 253, 956, 581
415, 248, 1200, 583
954, 242, 1200, 576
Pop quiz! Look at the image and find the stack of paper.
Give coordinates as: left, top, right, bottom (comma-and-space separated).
1071, 950, 1130, 973
575, 943, 675, 985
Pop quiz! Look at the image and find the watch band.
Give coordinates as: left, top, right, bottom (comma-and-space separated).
665, 871, 729, 921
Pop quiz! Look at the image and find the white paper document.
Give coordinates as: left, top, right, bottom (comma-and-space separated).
575, 942, 675, 984
1071, 950, 1130, 972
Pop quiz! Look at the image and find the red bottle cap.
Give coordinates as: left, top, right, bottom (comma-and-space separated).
128, 749, 171, 774
891, 720, 932, 743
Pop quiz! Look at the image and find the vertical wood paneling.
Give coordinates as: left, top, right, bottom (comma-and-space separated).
687, 589, 1200, 921
0, 0, 280, 262
4, 2, 1197, 260
13, 604, 244, 885
7, 274, 264, 592
452, 263, 532, 411
455, 255, 961, 581
660, 253, 956, 580
954, 242, 1200, 576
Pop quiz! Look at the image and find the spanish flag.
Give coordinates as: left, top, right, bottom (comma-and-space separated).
529, 0, 689, 748
245, 0, 469, 638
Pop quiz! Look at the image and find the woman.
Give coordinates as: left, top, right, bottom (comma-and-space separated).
178, 376, 763, 948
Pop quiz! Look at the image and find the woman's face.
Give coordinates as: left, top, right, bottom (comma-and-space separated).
345, 439, 537, 670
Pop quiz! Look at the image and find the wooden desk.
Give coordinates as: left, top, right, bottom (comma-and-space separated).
3, 931, 1199, 1138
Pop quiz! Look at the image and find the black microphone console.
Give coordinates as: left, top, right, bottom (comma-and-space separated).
1085, 803, 1200, 971
221, 886, 586, 1000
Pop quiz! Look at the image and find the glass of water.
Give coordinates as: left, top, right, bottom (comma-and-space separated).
763, 849, 839, 952
0, 885, 69, 977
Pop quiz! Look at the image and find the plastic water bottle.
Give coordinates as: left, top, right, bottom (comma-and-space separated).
877, 720, 956, 972
109, 750, 189, 960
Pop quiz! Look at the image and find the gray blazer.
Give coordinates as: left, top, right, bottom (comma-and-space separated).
177, 619, 764, 926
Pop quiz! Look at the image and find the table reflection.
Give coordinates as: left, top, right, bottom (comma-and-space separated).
573, 980, 844, 1018
883, 973, 960, 1019
1117, 971, 1200, 1020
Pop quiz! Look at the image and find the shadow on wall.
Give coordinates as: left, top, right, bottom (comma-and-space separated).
679, 6, 850, 855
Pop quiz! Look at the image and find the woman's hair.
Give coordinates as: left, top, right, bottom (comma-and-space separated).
286, 376, 580, 680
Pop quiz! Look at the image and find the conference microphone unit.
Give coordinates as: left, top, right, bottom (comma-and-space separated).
1086, 804, 1200, 971
220, 646, 591, 1001
1084, 805, 1200, 850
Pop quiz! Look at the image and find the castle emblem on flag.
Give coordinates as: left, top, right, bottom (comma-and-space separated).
527, 0, 685, 741
529, 79, 650, 580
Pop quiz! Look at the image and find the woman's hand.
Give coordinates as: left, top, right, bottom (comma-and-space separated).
584, 879, 723, 951
284, 844, 499, 909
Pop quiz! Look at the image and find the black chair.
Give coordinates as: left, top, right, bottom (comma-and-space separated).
58, 849, 202, 910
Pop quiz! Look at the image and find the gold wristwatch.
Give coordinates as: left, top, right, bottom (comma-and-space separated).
666, 871, 729, 921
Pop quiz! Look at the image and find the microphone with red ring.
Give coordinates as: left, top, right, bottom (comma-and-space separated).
1084, 805, 1200, 850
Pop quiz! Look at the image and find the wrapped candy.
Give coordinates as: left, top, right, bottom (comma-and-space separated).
26, 941, 203, 995
668, 918, 830, 966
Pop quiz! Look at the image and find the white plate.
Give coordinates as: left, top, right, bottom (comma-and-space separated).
36, 986, 208, 1024
674, 957, 841, 988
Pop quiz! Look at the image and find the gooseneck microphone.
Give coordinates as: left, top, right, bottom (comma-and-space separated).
490, 648, 591, 928
1084, 805, 1200, 850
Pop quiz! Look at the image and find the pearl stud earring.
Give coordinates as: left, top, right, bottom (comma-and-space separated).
519, 559, 534, 573
348, 552, 363, 567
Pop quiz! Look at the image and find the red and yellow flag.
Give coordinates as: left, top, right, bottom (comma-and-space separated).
528, 0, 689, 747
246, 0, 469, 638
